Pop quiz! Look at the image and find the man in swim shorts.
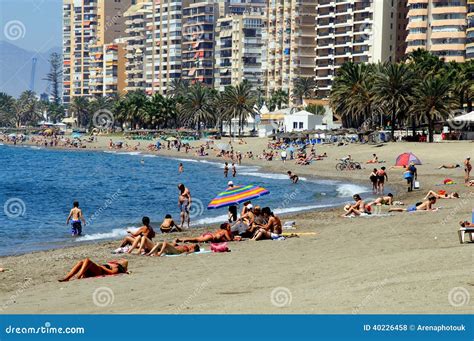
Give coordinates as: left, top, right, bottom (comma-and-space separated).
178, 183, 192, 229
389, 196, 437, 213
66, 201, 86, 236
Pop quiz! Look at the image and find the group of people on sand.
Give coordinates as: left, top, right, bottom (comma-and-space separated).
369, 166, 388, 194
438, 157, 471, 184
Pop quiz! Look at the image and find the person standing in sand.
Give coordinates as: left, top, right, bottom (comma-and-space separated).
232, 163, 237, 177
66, 201, 86, 236
178, 163, 184, 174
178, 183, 192, 229
464, 157, 471, 183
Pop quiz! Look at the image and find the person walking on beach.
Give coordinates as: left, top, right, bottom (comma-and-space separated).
232, 163, 237, 177
281, 149, 287, 163
66, 201, 86, 236
178, 183, 192, 229
405, 162, 417, 192
178, 163, 184, 174
464, 157, 471, 183
224, 162, 229, 177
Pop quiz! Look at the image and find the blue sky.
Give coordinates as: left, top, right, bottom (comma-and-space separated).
0, 0, 62, 52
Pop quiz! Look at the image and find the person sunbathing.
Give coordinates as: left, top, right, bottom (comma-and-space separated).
119, 217, 156, 254
160, 214, 182, 233
389, 196, 437, 213
423, 190, 459, 199
177, 223, 234, 243
366, 153, 378, 164
438, 164, 460, 169
342, 194, 369, 217
367, 193, 393, 207
59, 258, 128, 282
252, 207, 282, 241
459, 221, 474, 228
147, 241, 199, 256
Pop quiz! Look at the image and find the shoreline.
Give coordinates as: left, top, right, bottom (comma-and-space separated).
0, 141, 376, 258
1, 138, 472, 314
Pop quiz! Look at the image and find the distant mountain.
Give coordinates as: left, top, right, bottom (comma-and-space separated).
0, 41, 62, 98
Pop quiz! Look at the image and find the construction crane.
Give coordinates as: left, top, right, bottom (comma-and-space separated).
29, 57, 37, 92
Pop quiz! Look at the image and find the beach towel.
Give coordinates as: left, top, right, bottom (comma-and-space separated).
283, 221, 296, 229
163, 249, 212, 257
210, 242, 230, 253
281, 232, 317, 237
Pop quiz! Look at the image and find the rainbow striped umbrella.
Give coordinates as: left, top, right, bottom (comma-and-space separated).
207, 185, 270, 209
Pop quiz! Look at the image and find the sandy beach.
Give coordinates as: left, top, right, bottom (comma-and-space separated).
0, 137, 472, 314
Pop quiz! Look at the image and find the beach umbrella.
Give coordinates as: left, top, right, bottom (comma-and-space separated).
207, 185, 270, 209
395, 152, 422, 166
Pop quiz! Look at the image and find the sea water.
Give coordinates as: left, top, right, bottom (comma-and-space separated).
0, 144, 370, 256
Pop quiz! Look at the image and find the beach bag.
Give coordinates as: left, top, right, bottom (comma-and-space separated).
210, 242, 230, 253
414, 181, 420, 189
403, 171, 413, 180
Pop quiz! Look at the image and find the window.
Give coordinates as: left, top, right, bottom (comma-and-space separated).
293, 122, 298, 129
299, 122, 304, 129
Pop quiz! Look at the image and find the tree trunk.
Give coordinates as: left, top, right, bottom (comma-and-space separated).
411, 115, 416, 138
428, 115, 434, 143
390, 107, 396, 142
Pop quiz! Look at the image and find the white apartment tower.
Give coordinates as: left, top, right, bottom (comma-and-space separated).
315, 0, 397, 98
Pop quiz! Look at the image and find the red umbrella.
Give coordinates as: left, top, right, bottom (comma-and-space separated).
395, 152, 422, 166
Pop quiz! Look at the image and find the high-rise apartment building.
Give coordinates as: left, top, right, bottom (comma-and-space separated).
263, 0, 316, 100
181, 0, 219, 86
406, 0, 468, 62
62, 0, 132, 105
466, 0, 474, 60
314, 0, 397, 98
144, 0, 183, 95
214, 14, 265, 91
396, 0, 409, 61
124, 0, 149, 92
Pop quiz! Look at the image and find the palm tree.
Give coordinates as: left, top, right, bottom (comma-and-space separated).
269, 89, 289, 110
0, 92, 15, 126
405, 48, 444, 79
373, 63, 415, 140
222, 81, 257, 136
13, 90, 41, 127
444, 60, 474, 112
305, 104, 326, 116
179, 84, 215, 132
410, 76, 457, 143
293, 77, 317, 105
330, 62, 376, 128
69, 97, 91, 128
123, 90, 148, 129
169, 78, 190, 102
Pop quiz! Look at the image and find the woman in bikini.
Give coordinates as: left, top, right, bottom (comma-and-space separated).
342, 194, 369, 217
376, 167, 388, 194
59, 258, 128, 282
367, 193, 394, 207
423, 190, 459, 199
369, 168, 378, 193
177, 223, 234, 243
147, 241, 199, 256
119, 216, 155, 253
252, 207, 282, 241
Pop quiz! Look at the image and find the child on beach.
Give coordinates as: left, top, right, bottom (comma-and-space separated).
160, 214, 182, 233
66, 201, 86, 236
178, 163, 184, 174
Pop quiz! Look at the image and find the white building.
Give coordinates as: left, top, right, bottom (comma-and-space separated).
284, 110, 323, 132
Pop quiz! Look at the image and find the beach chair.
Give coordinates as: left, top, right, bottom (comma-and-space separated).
457, 227, 474, 244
